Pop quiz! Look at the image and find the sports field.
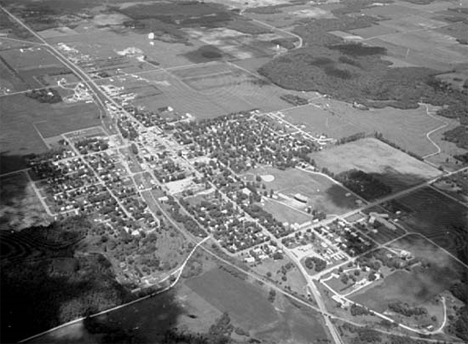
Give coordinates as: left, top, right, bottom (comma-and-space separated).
245, 166, 360, 215
393, 187, 468, 264
311, 138, 442, 192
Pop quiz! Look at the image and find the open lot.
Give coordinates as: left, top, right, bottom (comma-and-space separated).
311, 138, 442, 192
392, 187, 468, 264
245, 166, 360, 215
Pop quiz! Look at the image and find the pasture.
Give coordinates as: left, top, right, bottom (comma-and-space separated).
186, 267, 278, 330
311, 138, 442, 192
245, 166, 360, 215
393, 187, 468, 264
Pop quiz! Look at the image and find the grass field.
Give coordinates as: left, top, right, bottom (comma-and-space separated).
186, 267, 278, 330
245, 166, 360, 215
262, 199, 311, 225
311, 138, 442, 192
393, 187, 468, 264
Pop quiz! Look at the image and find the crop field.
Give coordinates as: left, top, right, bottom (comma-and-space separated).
0, 47, 73, 91
130, 70, 238, 119
186, 267, 278, 330
311, 138, 442, 192
341, 0, 468, 71
392, 187, 468, 264
244, 3, 339, 28
173, 62, 290, 112
136, 67, 288, 118
182, 27, 280, 61
282, 104, 362, 139
97, 75, 163, 102
245, 166, 360, 215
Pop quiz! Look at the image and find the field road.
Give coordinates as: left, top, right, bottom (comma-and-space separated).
420, 103, 451, 159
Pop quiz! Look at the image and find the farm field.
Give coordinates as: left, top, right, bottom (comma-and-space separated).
311, 138, 442, 192
284, 100, 450, 158
129, 68, 276, 119
282, 104, 362, 140
171, 62, 290, 113
131, 70, 231, 119
0, 92, 101, 174
244, 166, 360, 215
391, 187, 468, 264
45, 24, 207, 70
0, 46, 74, 92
